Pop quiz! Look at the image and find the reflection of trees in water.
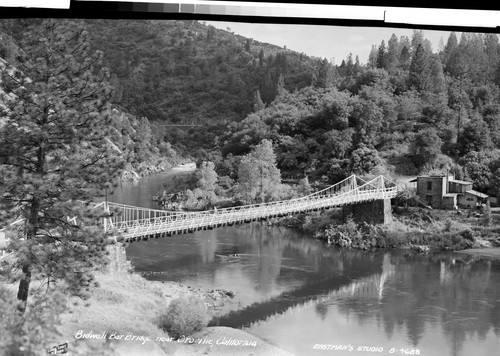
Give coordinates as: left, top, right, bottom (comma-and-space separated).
211, 273, 359, 328
211, 250, 385, 328
239, 223, 381, 295
332, 253, 500, 356
198, 229, 218, 263
315, 301, 329, 321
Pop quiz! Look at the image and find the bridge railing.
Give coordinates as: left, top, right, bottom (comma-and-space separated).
104, 174, 360, 227
0, 175, 400, 244
105, 175, 399, 239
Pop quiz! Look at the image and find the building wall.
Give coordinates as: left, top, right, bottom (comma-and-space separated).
458, 193, 478, 208
449, 182, 472, 194
442, 196, 457, 210
416, 176, 446, 209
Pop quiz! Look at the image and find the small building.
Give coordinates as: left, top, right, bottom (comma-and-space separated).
413, 175, 489, 209
458, 190, 489, 208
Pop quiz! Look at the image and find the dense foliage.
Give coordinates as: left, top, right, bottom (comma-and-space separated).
83, 22, 500, 199
2, 20, 500, 199
0, 20, 127, 314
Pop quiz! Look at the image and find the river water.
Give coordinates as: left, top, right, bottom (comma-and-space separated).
110, 170, 500, 356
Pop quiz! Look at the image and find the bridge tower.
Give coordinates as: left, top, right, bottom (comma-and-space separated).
343, 198, 392, 225
105, 241, 131, 273
342, 176, 393, 225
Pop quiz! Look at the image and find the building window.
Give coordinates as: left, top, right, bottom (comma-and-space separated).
427, 182, 432, 190
426, 195, 433, 205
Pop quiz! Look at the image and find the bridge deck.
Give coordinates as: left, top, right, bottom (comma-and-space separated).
103, 175, 398, 241
0, 175, 399, 247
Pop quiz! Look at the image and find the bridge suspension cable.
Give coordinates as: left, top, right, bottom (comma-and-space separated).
0, 175, 399, 248
102, 174, 398, 242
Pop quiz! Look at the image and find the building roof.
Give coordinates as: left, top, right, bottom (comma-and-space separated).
466, 190, 489, 198
449, 179, 473, 185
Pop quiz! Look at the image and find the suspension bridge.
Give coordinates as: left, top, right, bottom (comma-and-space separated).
100, 174, 398, 242
0, 174, 399, 252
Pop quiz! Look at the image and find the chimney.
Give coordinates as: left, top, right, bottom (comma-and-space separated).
446, 169, 449, 194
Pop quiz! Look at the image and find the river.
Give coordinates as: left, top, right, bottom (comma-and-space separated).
110, 169, 500, 356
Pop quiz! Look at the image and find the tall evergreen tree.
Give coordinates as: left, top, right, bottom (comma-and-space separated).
376, 40, 387, 69
429, 55, 446, 95
0, 20, 125, 313
313, 58, 337, 89
409, 44, 431, 92
399, 45, 411, 71
253, 89, 266, 112
443, 32, 459, 74
411, 30, 425, 52
258, 48, 264, 67
367, 45, 378, 68
345, 53, 355, 76
385, 34, 400, 72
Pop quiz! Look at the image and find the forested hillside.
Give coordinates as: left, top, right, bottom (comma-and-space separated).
1, 19, 499, 198
82, 20, 322, 153
202, 29, 500, 199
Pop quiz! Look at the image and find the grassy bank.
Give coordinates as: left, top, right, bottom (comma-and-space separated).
58, 271, 294, 356
276, 206, 500, 253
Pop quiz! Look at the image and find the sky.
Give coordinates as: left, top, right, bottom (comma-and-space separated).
205, 21, 457, 65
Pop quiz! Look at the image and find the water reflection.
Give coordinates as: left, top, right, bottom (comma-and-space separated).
127, 223, 500, 356
127, 223, 385, 308
116, 171, 500, 356
246, 252, 500, 356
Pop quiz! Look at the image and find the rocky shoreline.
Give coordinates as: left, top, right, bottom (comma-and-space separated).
121, 162, 170, 181
121, 161, 196, 182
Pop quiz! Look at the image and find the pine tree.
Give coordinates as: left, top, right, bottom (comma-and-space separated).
386, 34, 400, 72
409, 44, 431, 92
367, 45, 378, 68
245, 38, 251, 52
376, 40, 387, 69
443, 32, 459, 74
345, 53, 355, 76
429, 55, 446, 95
313, 58, 337, 89
0, 20, 125, 313
275, 74, 288, 101
399, 45, 411, 71
253, 89, 266, 112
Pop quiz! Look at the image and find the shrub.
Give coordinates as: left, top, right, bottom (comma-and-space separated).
158, 296, 209, 339
324, 217, 362, 248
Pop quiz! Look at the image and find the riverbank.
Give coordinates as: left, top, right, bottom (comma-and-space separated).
58, 270, 294, 356
455, 247, 500, 260
276, 206, 500, 253
121, 161, 195, 182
